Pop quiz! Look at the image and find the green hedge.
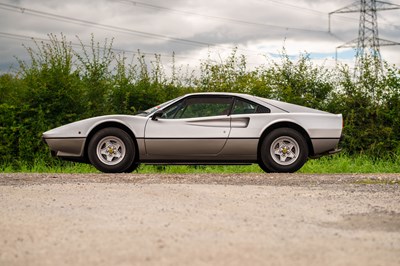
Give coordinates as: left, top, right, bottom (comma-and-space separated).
1, 34, 399, 169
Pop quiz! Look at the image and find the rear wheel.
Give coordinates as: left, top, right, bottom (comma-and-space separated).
88, 127, 138, 173
259, 128, 308, 173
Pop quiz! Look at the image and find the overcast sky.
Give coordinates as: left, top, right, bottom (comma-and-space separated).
1, 0, 399, 73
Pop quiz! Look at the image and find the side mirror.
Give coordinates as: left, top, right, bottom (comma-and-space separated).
151, 111, 164, 121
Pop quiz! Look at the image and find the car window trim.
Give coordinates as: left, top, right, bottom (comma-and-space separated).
231, 96, 271, 115
163, 95, 235, 119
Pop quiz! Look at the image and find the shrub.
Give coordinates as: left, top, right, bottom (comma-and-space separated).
0, 34, 399, 169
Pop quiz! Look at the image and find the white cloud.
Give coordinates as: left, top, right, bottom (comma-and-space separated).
0, 0, 399, 73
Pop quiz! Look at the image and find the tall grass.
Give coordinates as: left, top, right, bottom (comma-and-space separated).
299, 153, 400, 174
1, 153, 399, 174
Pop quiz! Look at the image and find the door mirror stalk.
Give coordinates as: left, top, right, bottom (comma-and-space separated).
151, 111, 163, 121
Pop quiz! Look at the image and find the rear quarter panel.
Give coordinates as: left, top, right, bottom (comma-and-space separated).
226, 112, 342, 157
229, 113, 342, 139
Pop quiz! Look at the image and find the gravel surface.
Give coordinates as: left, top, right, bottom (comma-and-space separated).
1, 173, 399, 266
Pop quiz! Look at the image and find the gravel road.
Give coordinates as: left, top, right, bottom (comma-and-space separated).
1, 173, 399, 266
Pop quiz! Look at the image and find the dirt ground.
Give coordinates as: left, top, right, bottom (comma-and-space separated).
0, 173, 399, 266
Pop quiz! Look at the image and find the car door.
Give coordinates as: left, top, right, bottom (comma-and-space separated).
144, 96, 233, 156
220, 97, 271, 157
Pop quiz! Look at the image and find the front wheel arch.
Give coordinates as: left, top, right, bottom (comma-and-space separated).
85, 122, 139, 161
84, 122, 139, 167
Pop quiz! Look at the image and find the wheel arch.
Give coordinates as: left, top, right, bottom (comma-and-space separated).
84, 122, 139, 162
257, 122, 314, 160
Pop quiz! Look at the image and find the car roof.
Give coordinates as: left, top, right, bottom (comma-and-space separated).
184, 92, 251, 97
183, 92, 257, 101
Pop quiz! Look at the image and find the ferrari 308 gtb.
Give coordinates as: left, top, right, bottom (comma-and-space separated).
42, 92, 343, 173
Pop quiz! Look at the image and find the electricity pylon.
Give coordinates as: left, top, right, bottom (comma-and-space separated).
329, 0, 400, 78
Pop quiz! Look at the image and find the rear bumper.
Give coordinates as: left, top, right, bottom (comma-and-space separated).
311, 138, 341, 155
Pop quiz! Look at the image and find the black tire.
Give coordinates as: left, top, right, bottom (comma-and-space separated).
259, 128, 309, 173
88, 127, 137, 173
125, 162, 140, 173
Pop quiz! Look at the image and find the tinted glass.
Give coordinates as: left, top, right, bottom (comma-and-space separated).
162, 97, 233, 119
232, 98, 270, 114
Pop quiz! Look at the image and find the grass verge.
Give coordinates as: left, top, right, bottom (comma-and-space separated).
1, 153, 399, 174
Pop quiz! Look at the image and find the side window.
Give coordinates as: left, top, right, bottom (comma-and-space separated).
232, 98, 270, 114
161, 97, 233, 119
161, 101, 184, 119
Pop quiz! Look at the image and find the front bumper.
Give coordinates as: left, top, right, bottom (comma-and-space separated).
43, 137, 86, 158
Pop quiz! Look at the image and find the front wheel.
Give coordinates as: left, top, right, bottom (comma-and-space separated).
88, 127, 137, 173
259, 128, 309, 173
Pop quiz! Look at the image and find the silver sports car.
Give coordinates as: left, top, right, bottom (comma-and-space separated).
42, 92, 343, 173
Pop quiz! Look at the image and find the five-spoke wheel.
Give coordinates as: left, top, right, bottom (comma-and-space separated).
96, 136, 126, 165
259, 128, 308, 173
88, 127, 138, 173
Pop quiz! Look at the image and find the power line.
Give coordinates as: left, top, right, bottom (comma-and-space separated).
378, 13, 400, 30
111, 0, 347, 53
255, 0, 399, 28
257, 0, 326, 15
329, 0, 400, 31
0, 2, 213, 48
4, 1, 392, 68
0, 2, 272, 56
331, 0, 400, 78
0, 31, 198, 61
0, 31, 278, 67
111, 0, 328, 34
0, 31, 294, 71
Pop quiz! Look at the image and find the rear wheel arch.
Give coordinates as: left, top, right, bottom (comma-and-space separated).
257, 122, 314, 160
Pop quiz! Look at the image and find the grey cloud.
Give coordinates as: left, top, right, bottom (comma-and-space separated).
0, 0, 399, 72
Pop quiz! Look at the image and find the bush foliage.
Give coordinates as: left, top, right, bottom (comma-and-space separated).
1, 34, 400, 168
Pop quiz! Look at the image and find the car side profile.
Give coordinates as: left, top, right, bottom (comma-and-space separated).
42, 92, 343, 173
